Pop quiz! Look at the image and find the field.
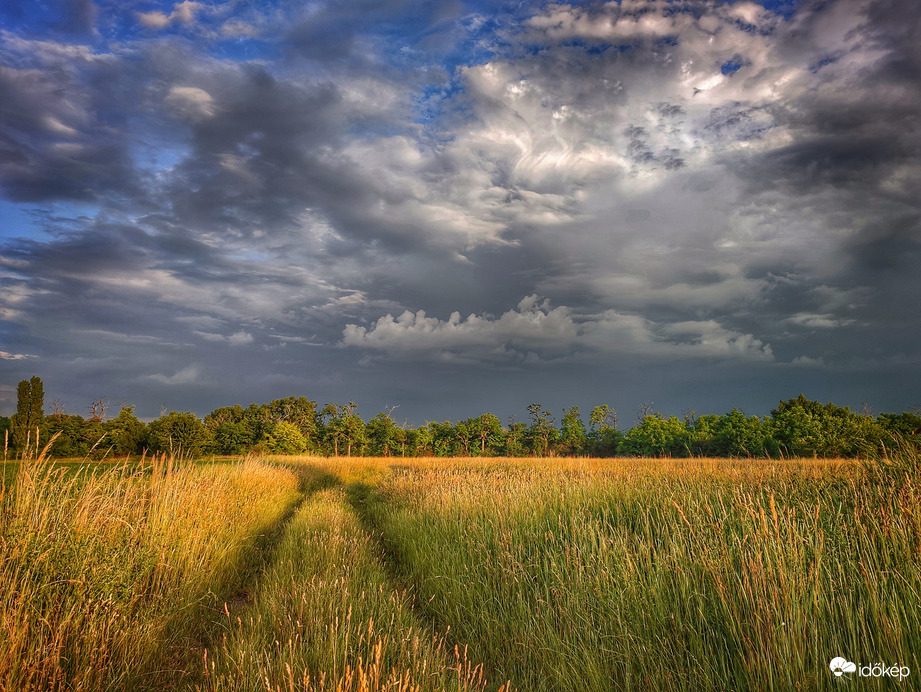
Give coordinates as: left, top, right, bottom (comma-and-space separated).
2, 450, 919, 691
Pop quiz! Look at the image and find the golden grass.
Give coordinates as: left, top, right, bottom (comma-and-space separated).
0, 451, 301, 691
3, 452, 912, 691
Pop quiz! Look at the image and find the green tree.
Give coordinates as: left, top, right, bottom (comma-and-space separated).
42, 414, 93, 458
11, 376, 44, 454
265, 421, 308, 454
526, 404, 558, 457
319, 402, 364, 456
587, 405, 622, 456
467, 413, 504, 456
559, 406, 587, 456
685, 414, 719, 456
769, 395, 873, 457
621, 414, 688, 457
211, 421, 252, 455
453, 421, 473, 456
504, 419, 528, 457
709, 409, 775, 457
263, 396, 318, 451
147, 411, 212, 457
411, 425, 433, 456
428, 421, 455, 457
205, 405, 258, 454
105, 405, 148, 456
877, 411, 921, 436
366, 412, 399, 457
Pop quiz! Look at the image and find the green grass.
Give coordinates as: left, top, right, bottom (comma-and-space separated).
3, 452, 919, 691
199, 485, 501, 692
0, 453, 302, 691
357, 457, 921, 691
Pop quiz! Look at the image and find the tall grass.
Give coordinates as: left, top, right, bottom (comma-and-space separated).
4, 450, 918, 691
361, 456, 921, 691
0, 450, 301, 691
200, 478, 508, 692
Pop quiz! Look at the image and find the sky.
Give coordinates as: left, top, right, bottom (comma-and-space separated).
0, 0, 919, 426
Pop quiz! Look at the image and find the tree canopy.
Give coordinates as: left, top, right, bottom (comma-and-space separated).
6, 377, 919, 460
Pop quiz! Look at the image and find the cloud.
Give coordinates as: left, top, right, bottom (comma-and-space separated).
165, 85, 217, 121
0, 350, 35, 360
785, 313, 856, 329
196, 330, 254, 346
147, 365, 201, 385
1, 0, 919, 420
137, 2, 204, 30
343, 296, 774, 364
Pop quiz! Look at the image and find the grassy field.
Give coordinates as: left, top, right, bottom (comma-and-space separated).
2, 449, 919, 691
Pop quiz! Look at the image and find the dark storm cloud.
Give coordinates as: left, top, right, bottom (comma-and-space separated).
0, 39, 140, 203
2, 0, 921, 421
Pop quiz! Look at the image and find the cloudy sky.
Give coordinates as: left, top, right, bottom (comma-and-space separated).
1, 0, 919, 425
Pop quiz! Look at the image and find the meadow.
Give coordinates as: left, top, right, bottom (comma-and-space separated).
2, 446, 919, 691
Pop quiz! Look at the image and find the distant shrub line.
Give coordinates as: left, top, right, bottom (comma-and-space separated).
2, 378, 918, 460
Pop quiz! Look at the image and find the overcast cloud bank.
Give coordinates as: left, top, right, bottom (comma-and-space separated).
1, 0, 919, 422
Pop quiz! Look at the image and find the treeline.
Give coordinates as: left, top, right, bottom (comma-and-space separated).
2, 377, 919, 459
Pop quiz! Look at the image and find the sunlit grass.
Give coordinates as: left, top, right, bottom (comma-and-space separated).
0, 450, 301, 691
3, 451, 917, 691
315, 455, 918, 691
200, 485, 506, 692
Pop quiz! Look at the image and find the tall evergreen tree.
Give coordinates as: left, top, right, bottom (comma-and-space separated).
11, 376, 44, 454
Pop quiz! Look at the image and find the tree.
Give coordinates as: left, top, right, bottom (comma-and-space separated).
319, 402, 365, 456
147, 411, 212, 457
266, 421, 308, 454
411, 425, 433, 456
103, 405, 148, 456
467, 413, 504, 456
366, 412, 399, 457
263, 396, 318, 451
504, 419, 527, 457
205, 405, 258, 454
42, 414, 93, 458
685, 414, 719, 456
526, 404, 558, 457
620, 413, 688, 457
11, 376, 44, 455
709, 409, 775, 458
769, 395, 874, 457
428, 421, 455, 457
877, 412, 921, 438
559, 406, 587, 456
453, 421, 473, 456
588, 405, 622, 456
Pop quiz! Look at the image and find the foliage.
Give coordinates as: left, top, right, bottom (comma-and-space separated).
146, 411, 212, 456
41, 414, 99, 458
559, 406, 587, 456
5, 377, 920, 460
769, 394, 883, 457
319, 402, 365, 456
587, 405, 621, 456
266, 421, 308, 454
10, 376, 44, 454
526, 404, 558, 457
619, 413, 688, 457
709, 409, 777, 458
105, 405, 148, 456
